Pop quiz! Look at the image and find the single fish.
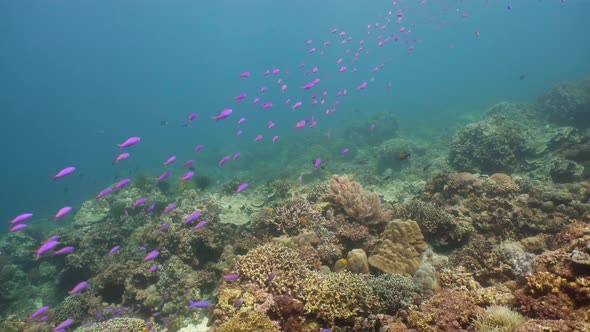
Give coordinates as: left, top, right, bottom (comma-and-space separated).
265, 272, 277, 284
68, 281, 89, 295
36, 240, 59, 258
194, 144, 204, 152
341, 148, 350, 155
144, 249, 160, 262
163, 204, 176, 214
9, 224, 27, 233
267, 121, 275, 129
156, 171, 171, 181
222, 273, 240, 281
263, 69, 270, 76
163, 156, 176, 165
239, 71, 250, 78
117, 136, 141, 149
236, 130, 243, 136
53, 246, 74, 255
237, 117, 246, 124
357, 82, 367, 90
96, 187, 112, 199
9, 213, 33, 225
192, 220, 207, 231
292, 101, 303, 110
254, 134, 263, 142
218, 156, 230, 167
188, 300, 211, 309
260, 86, 267, 93
233, 152, 241, 160
188, 113, 198, 121
272, 135, 278, 143
272, 68, 280, 75
236, 183, 248, 193
133, 198, 147, 208
53, 318, 75, 332
27, 306, 49, 321
313, 158, 322, 170
113, 178, 131, 190
295, 119, 307, 129
180, 171, 194, 181
54, 206, 72, 220
148, 265, 158, 272
108, 245, 121, 255
261, 102, 273, 110
159, 223, 170, 232
145, 205, 155, 215
183, 211, 202, 225
234, 92, 247, 102
52, 166, 76, 180
212, 109, 232, 121
234, 296, 244, 308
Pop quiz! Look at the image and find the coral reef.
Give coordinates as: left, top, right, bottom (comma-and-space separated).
74, 317, 150, 332
537, 77, 590, 128
214, 308, 279, 332
473, 305, 526, 332
368, 220, 428, 275
368, 274, 419, 313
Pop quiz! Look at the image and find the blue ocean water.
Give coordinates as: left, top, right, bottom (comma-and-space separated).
0, 0, 588, 231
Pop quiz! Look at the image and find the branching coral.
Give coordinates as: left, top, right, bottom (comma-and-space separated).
324, 175, 392, 224
299, 271, 381, 325
368, 274, 419, 313
234, 243, 308, 295
75, 317, 150, 332
253, 199, 327, 237
368, 220, 428, 275
215, 308, 279, 332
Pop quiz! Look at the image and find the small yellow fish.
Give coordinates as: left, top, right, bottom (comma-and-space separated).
299, 217, 308, 224
339, 258, 348, 266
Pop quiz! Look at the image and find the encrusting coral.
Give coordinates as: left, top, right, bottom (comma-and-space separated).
368, 219, 428, 275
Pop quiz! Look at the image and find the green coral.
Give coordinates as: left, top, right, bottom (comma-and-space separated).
299, 271, 382, 325
235, 243, 308, 295
54, 294, 92, 323
368, 274, 419, 313
74, 317, 149, 332
473, 305, 526, 332
215, 308, 279, 332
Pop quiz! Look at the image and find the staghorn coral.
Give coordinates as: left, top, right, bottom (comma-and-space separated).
368, 274, 419, 313
368, 220, 428, 275
524, 272, 567, 296
234, 242, 308, 295
215, 308, 279, 332
473, 305, 526, 332
299, 271, 381, 325
74, 317, 150, 332
406, 288, 483, 332
325, 175, 392, 224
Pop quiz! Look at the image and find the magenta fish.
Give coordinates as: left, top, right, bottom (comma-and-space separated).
233, 152, 241, 160
113, 178, 130, 190
313, 158, 322, 170
159, 223, 170, 232
236, 130, 243, 136
239, 71, 250, 78
163, 156, 176, 165
253, 97, 260, 104
36, 240, 59, 258
183, 159, 194, 167
108, 245, 121, 255
188, 300, 211, 309
236, 183, 248, 193
180, 171, 194, 181
148, 265, 158, 272
144, 249, 160, 262
295, 119, 307, 129
237, 117, 246, 125
113, 152, 130, 164
254, 134, 263, 142
68, 281, 88, 295
54, 206, 72, 220
9, 213, 33, 225
53, 318, 75, 332
145, 205, 155, 214
212, 109, 232, 121
9, 224, 27, 233
194, 144, 203, 152
261, 102, 273, 110
341, 148, 350, 155
222, 273, 240, 281
357, 82, 367, 90
272, 135, 278, 143
156, 171, 171, 181
292, 101, 302, 110
96, 187, 112, 199
218, 156, 230, 167
188, 113, 198, 121
183, 211, 202, 225
163, 204, 176, 215
234, 92, 247, 102
260, 86, 267, 93
133, 198, 147, 208
53, 246, 74, 255
192, 220, 207, 231
272, 68, 280, 75
51, 166, 76, 180
117, 136, 141, 149
27, 306, 49, 321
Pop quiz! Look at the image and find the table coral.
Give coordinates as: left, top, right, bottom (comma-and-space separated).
368, 219, 428, 275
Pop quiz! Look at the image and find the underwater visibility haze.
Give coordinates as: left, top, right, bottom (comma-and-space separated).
1, 0, 590, 331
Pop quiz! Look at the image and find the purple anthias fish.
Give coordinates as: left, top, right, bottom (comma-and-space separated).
96, 187, 112, 199
53, 318, 75, 331
148, 265, 158, 272
254, 134, 263, 142
236, 130, 243, 136
145, 205, 155, 215
188, 300, 211, 309
272, 135, 279, 143
341, 148, 350, 155
260, 86, 267, 93
192, 220, 207, 231
9, 213, 33, 225
159, 223, 170, 232
53, 246, 74, 255
133, 198, 147, 208
113, 152, 130, 164
52, 166, 76, 180
218, 156, 230, 167
292, 101, 303, 110
234, 92, 247, 102
357, 82, 367, 90
313, 158, 322, 170
9, 224, 27, 233
234, 297, 244, 308
266, 272, 277, 284
117, 136, 141, 149
163, 156, 176, 165
212, 109, 232, 121
68, 281, 89, 295
188, 113, 198, 121
44, 235, 59, 244
163, 204, 176, 214
183, 159, 194, 167
54, 206, 72, 220
113, 178, 131, 190
239, 71, 250, 78
144, 249, 160, 262
237, 117, 246, 124
236, 183, 248, 193
222, 273, 240, 281
27, 305, 49, 321
233, 152, 241, 160
180, 171, 194, 181
183, 211, 202, 225
28, 238, 51, 256
108, 245, 120, 255
156, 171, 171, 181
261, 102, 273, 110
194, 144, 203, 152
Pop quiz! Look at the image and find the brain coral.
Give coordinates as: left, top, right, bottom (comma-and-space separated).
368, 219, 428, 275
234, 242, 308, 295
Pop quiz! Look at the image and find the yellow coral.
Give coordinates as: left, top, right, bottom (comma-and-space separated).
325, 175, 391, 223
525, 272, 566, 296
215, 308, 279, 332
